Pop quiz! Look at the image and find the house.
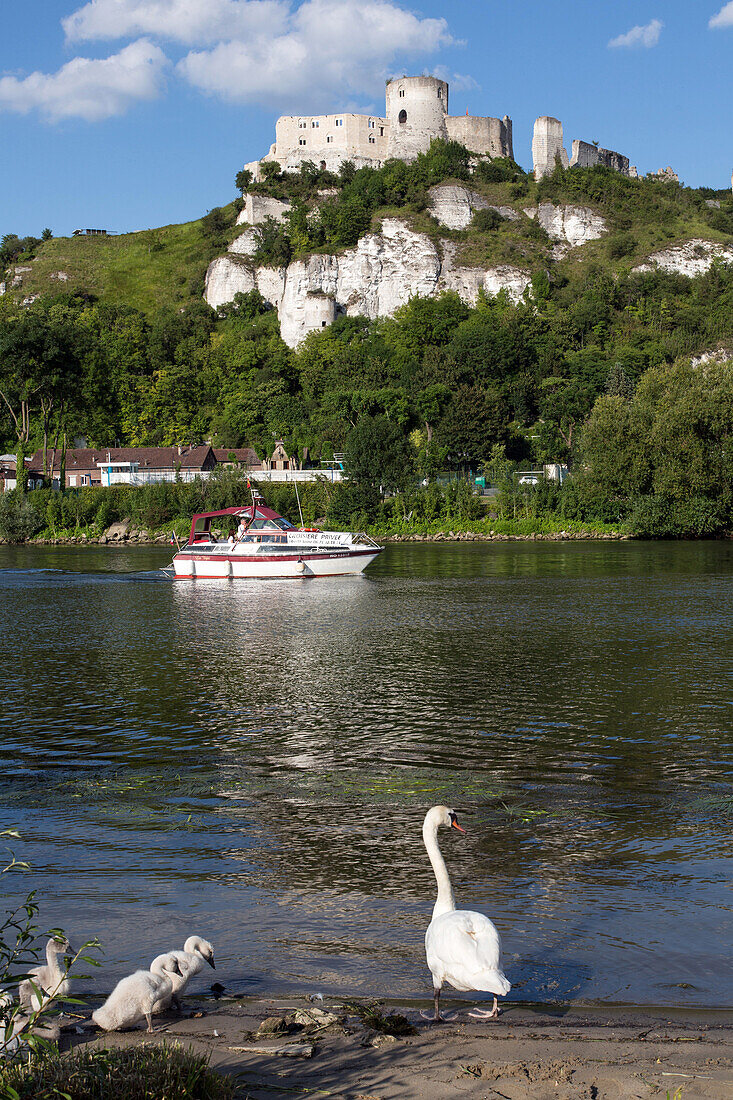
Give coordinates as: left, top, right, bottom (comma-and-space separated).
28, 445, 218, 488
0, 456, 17, 493
265, 441, 296, 471
212, 447, 262, 470
1, 455, 44, 492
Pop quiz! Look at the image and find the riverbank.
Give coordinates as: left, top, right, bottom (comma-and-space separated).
1, 513, 630, 545
61, 994, 733, 1099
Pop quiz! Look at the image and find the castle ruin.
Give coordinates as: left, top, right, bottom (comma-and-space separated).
245, 76, 513, 179
532, 116, 635, 180
242, 75, 647, 189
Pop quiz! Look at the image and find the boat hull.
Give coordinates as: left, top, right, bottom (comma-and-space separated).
172, 547, 381, 580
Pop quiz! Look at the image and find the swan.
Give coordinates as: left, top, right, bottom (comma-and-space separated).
18, 937, 73, 1012
92, 953, 182, 1033
152, 936, 215, 1012
422, 805, 511, 1022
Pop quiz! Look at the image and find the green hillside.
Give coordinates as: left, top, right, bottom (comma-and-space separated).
2, 201, 241, 314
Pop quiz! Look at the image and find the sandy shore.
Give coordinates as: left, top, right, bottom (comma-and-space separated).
62, 995, 733, 1099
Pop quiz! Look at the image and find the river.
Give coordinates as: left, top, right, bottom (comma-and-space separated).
1, 540, 732, 1008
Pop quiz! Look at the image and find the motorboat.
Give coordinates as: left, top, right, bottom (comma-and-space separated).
170, 495, 383, 580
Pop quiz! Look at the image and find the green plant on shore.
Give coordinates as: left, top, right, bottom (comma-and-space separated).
0, 829, 100, 1072
341, 999, 417, 1037
0, 1042, 234, 1100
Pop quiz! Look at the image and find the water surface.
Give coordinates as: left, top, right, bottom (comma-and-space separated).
1, 540, 732, 1007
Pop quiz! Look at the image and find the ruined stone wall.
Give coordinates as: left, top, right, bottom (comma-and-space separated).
532, 117, 569, 179
238, 194, 292, 226
570, 139, 630, 176
386, 75, 448, 159
445, 114, 513, 159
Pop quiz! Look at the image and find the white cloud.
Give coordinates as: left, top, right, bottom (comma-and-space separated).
710, 2, 733, 28
0, 39, 167, 122
64, 0, 290, 46
177, 0, 453, 109
444, 72, 480, 93
608, 18, 663, 49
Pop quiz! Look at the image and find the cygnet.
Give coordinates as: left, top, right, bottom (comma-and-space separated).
92, 953, 182, 1033
18, 937, 73, 1012
153, 936, 215, 1012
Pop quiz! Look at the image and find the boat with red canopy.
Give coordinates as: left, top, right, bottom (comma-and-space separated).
171, 495, 383, 580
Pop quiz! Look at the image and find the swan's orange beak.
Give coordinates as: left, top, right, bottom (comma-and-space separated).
451, 820, 466, 833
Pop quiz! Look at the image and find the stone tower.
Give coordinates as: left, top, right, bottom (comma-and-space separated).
386, 75, 449, 160
532, 116, 569, 179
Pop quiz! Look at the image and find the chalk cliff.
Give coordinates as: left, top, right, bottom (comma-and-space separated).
633, 239, 733, 278
525, 203, 607, 250
428, 185, 519, 230
206, 218, 532, 347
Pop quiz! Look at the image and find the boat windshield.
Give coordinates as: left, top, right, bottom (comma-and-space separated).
249, 517, 294, 531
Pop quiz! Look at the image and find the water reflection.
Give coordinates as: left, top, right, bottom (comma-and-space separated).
1, 542, 732, 1005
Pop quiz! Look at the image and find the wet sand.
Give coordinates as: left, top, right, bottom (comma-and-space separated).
66, 995, 733, 1099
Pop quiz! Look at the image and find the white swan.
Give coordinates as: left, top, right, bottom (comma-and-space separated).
18, 937, 73, 1012
423, 805, 511, 1022
151, 936, 215, 1012
92, 953, 182, 1033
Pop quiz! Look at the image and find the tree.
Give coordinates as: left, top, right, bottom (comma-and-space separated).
344, 414, 413, 493
261, 161, 281, 181
41, 228, 53, 241
235, 168, 253, 195
537, 376, 596, 459
578, 394, 650, 497
0, 301, 85, 480
436, 384, 508, 467
414, 383, 451, 447
201, 207, 228, 241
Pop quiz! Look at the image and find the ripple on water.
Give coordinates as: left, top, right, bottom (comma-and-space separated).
1, 540, 733, 1005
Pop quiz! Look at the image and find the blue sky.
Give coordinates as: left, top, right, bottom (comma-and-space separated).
2, 0, 732, 238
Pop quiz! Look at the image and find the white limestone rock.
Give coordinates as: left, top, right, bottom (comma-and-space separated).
10, 266, 32, 288
229, 229, 259, 256
439, 242, 530, 304
490, 205, 520, 222
690, 347, 733, 368
205, 218, 532, 346
429, 185, 489, 230
428, 185, 520, 230
633, 239, 733, 278
49, 271, 69, 282
205, 257, 255, 309
525, 204, 607, 248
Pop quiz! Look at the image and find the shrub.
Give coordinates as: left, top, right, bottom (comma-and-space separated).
472, 208, 504, 232
625, 494, 726, 538
0, 496, 43, 542
608, 232, 637, 259
521, 218, 551, 243
324, 481, 380, 527
0, 1042, 234, 1100
475, 158, 526, 185
1, 830, 100, 1073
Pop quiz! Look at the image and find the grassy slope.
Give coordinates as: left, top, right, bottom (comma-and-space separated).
5, 202, 240, 314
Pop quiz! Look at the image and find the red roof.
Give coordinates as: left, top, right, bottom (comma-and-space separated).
29, 446, 217, 473
212, 447, 261, 467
